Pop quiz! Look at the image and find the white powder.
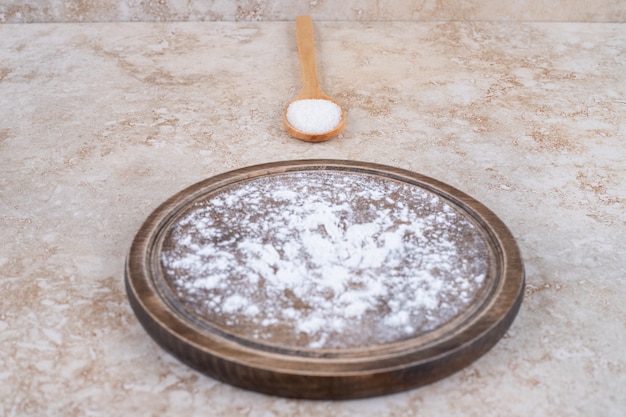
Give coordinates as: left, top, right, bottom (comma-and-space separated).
286, 99, 342, 134
160, 171, 489, 349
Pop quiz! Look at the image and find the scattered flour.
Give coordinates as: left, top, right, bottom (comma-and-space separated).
160, 171, 490, 349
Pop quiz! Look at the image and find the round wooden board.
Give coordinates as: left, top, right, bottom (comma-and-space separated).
125, 160, 524, 399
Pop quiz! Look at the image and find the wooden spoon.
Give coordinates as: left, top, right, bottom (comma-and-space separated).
283, 16, 346, 142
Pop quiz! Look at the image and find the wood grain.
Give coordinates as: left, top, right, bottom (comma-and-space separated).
294, 15, 323, 100
125, 160, 525, 399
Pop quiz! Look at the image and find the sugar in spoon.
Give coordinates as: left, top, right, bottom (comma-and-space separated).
283, 16, 346, 142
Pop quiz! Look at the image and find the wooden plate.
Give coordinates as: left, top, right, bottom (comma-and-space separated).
125, 160, 524, 399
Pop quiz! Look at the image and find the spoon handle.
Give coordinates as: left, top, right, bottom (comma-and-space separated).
295, 16, 323, 97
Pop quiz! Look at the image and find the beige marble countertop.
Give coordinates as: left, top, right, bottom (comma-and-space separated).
1, 21, 625, 416
3, 0, 626, 23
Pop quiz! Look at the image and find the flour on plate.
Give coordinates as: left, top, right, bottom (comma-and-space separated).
160, 171, 489, 349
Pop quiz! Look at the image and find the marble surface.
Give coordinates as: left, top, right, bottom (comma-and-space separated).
1, 20, 625, 416
2, 0, 626, 23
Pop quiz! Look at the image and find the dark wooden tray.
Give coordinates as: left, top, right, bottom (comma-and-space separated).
125, 160, 524, 399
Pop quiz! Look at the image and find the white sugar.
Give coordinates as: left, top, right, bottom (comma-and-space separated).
161, 171, 489, 349
286, 99, 342, 134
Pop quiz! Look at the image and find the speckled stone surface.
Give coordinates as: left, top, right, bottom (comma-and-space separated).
1, 0, 626, 23
1, 20, 625, 416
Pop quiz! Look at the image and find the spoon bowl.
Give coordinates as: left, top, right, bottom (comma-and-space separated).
283, 16, 346, 142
